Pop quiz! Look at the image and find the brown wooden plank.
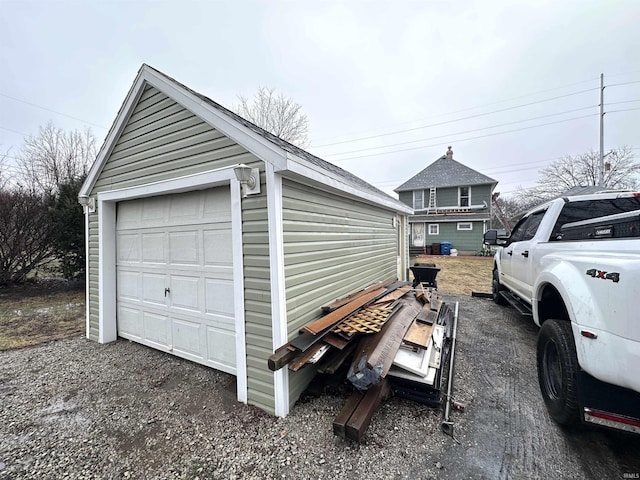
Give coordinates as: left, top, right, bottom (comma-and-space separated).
268, 345, 298, 371
415, 283, 428, 304
345, 379, 391, 443
322, 277, 396, 312
288, 343, 325, 372
302, 287, 385, 335
365, 298, 422, 375
403, 319, 434, 349
372, 284, 412, 305
333, 390, 364, 438
317, 343, 357, 375
322, 332, 350, 350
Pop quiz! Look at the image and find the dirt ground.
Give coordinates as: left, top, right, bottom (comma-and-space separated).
413, 255, 493, 295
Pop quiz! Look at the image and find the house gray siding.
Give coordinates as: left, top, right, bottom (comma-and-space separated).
85, 85, 275, 414
281, 179, 398, 406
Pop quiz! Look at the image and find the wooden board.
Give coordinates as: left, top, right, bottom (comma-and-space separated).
403, 320, 434, 349
416, 305, 437, 324
317, 343, 357, 375
372, 284, 411, 304
322, 277, 396, 312
344, 379, 391, 443
268, 345, 298, 371
288, 343, 326, 372
302, 287, 385, 335
322, 332, 350, 350
333, 390, 364, 438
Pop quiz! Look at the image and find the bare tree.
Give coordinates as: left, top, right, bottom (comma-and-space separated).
0, 186, 56, 285
235, 87, 310, 148
514, 146, 639, 205
18, 121, 96, 194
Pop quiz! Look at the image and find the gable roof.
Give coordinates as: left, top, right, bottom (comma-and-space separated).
80, 64, 411, 214
394, 151, 497, 192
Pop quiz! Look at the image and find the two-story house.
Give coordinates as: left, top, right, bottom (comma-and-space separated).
395, 147, 498, 256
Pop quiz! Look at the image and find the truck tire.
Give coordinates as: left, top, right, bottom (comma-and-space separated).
492, 269, 508, 305
536, 319, 580, 426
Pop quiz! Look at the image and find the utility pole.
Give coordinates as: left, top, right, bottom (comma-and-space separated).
599, 73, 605, 186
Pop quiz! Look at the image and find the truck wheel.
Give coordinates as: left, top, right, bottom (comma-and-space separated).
492, 269, 508, 305
536, 319, 580, 426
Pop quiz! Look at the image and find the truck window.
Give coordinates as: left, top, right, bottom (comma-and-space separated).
550, 197, 640, 240
510, 210, 546, 242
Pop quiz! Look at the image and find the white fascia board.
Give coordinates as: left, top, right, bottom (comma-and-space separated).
284, 153, 413, 215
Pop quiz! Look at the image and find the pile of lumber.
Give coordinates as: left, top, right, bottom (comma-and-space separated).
268, 275, 454, 442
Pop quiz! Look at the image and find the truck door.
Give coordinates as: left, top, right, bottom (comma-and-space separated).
507, 210, 546, 300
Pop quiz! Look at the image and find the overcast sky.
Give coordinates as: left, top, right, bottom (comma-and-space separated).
1, 0, 639, 197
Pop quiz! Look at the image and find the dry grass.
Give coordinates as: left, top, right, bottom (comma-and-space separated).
413, 255, 493, 295
0, 284, 85, 350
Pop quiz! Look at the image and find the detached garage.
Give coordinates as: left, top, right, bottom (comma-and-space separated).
79, 64, 412, 417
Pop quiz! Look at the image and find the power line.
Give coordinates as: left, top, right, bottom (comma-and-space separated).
311, 76, 600, 146
323, 105, 596, 158
607, 80, 640, 88
0, 125, 30, 136
608, 107, 640, 114
0, 92, 108, 129
313, 88, 599, 149
331, 114, 598, 163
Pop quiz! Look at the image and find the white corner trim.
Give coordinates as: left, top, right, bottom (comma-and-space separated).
285, 153, 413, 215
95, 165, 248, 403
230, 179, 248, 404
84, 206, 91, 339
266, 162, 289, 417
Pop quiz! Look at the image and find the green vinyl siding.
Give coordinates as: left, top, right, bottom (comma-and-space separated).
417, 221, 486, 253
282, 179, 399, 406
85, 85, 274, 413
437, 187, 459, 207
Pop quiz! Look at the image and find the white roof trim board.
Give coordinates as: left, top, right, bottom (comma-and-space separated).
81, 64, 412, 215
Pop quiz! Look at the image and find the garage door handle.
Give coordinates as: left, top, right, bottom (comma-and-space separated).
164, 287, 170, 297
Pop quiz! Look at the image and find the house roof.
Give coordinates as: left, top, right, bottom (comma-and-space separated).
394, 149, 497, 192
81, 64, 412, 214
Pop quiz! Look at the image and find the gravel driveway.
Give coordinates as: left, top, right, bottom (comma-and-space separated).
1, 294, 639, 479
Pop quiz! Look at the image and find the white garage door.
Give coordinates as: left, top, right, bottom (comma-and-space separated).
115, 187, 236, 375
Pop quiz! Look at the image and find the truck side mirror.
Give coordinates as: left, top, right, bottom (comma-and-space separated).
484, 229, 509, 245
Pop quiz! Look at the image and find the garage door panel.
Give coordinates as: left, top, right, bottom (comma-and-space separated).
204, 229, 233, 265
118, 306, 142, 339
169, 275, 201, 312
116, 186, 237, 375
170, 191, 202, 223
142, 273, 167, 305
141, 232, 166, 264
205, 279, 235, 317
117, 270, 140, 302
169, 231, 199, 265
172, 319, 203, 358
143, 311, 171, 346
117, 234, 140, 263
206, 326, 236, 373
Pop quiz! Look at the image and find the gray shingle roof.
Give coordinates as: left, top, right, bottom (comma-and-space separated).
394, 154, 497, 192
147, 65, 399, 204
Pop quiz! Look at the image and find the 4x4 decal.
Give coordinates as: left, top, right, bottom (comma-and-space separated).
586, 269, 620, 283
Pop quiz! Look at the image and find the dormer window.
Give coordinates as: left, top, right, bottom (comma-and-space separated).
413, 190, 424, 209
459, 186, 470, 207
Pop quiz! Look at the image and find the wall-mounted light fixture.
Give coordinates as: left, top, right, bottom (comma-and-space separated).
233, 164, 260, 197
78, 194, 96, 213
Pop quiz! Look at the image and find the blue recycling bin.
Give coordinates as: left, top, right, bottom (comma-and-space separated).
440, 241, 452, 255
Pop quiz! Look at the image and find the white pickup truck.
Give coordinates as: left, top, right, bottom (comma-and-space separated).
483, 191, 640, 435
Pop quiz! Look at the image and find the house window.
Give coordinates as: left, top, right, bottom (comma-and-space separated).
457, 222, 473, 231
459, 186, 470, 207
428, 224, 439, 235
413, 190, 424, 209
